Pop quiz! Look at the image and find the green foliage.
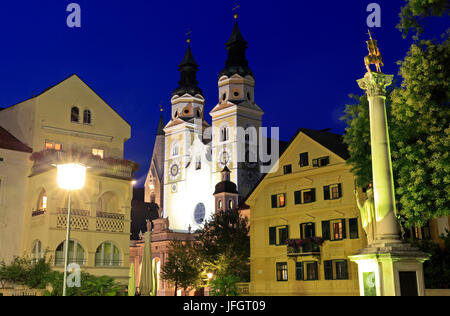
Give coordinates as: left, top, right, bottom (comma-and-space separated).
160, 240, 203, 296
195, 209, 250, 282
209, 275, 240, 297
397, 0, 449, 38
341, 94, 374, 189
390, 38, 450, 227
0, 255, 122, 296
411, 232, 450, 289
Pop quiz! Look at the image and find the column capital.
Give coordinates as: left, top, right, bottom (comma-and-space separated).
357, 72, 393, 98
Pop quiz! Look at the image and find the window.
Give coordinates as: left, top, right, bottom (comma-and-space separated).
276, 262, 288, 282
92, 148, 104, 159
228, 200, 233, 210
45, 141, 63, 151
312, 156, 329, 168
324, 184, 343, 200
95, 242, 121, 266
271, 194, 286, 208
37, 189, 47, 211
283, 165, 292, 175
305, 262, 318, 280
172, 143, 179, 157
295, 262, 304, 281
83, 110, 92, 125
324, 260, 349, 280
71, 107, 80, 123
55, 240, 85, 266
220, 126, 229, 142
269, 225, 289, 246
218, 200, 223, 210
300, 222, 316, 239
294, 189, 316, 205
349, 218, 359, 239
31, 240, 43, 264
322, 219, 347, 241
299, 152, 309, 167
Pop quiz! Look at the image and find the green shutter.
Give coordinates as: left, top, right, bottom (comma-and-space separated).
323, 186, 330, 200
324, 260, 333, 280
312, 222, 316, 237
294, 191, 302, 205
342, 219, 347, 239
296, 262, 304, 281
312, 159, 319, 167
311, 188, 316, 202
269, 227, 276, 245
349, 218, 359, 239
322, 221, 330, 240
338, 183, 342, 198
271, 195, 277, 208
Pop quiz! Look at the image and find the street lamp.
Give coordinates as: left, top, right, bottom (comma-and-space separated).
57, 163, 87, 296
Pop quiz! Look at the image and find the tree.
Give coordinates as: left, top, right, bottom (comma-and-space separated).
195, 208, 250, 282
160, 240, 202, 296
397, 0, 449, 38
389, 38, 450, 227
209, 274, 240, 297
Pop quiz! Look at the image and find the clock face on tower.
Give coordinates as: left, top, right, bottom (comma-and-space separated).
169, 161, 180, 181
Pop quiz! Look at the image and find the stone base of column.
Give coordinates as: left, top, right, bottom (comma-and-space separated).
349, 241, 429, 296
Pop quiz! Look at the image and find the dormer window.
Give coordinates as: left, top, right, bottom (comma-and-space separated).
312, 156, 330, 168
71, 107, 80, 123
83, 110, 92, 125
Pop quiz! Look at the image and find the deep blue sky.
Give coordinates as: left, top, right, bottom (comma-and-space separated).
0, 1, 445, 186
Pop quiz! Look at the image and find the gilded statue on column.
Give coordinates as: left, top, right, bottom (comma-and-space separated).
364, 30, 384, 73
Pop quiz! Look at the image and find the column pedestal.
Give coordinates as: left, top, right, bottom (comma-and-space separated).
349, 241, 429, 296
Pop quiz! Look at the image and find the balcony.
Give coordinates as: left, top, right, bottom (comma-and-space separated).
29, 149, 139, 180
287, 238, 323, 258
52, 208, 127, 234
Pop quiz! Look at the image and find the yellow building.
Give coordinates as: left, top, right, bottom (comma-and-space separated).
0, 74, 135, 285
245, 128, 366, 296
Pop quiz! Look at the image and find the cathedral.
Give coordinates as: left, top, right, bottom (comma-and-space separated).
144, 18, 264, 232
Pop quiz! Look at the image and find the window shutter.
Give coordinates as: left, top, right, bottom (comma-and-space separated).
294, 191, 302, 205
342, 219, 347, 239
299, 224, 304, 239
269, 227, 276, 245
296, 262, 304, 281
338, 183, 343, 198
322, 221, 330, 240
349, 218, 359, 239
324, 260, 333, 280
271, 195, 277, 208
312, 159, 319, 167
311, 188, 316, 202
323, 186, 330, 200
312, 223, 316, 237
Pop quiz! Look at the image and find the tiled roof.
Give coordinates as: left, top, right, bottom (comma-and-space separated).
0, 127, 32, 153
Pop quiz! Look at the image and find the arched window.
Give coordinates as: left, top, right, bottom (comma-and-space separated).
71, 107, 80, 123
217, 200, 223, 210
55, 240, 85, 266
228, 200, 234, 210
83, 110, 92, 125
172, 143, 179, 157
36, 189, 47, 212
31, 240, 43, 264
96, 191, 119, 215
95, 242, 121, 266
220, 126, 229, 142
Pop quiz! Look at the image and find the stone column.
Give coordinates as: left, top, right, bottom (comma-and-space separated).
357, 72, 401, 242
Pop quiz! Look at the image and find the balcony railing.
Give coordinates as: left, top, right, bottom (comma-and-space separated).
30, 149, 138, 180
287, 238, 323, 257
53, 208, 126, 233
236, 283, 250, 296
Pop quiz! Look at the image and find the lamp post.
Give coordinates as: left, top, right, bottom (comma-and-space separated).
57, 163, 87, 297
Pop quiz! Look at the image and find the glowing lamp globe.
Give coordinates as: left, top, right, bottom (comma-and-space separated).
57, 163, 87, 190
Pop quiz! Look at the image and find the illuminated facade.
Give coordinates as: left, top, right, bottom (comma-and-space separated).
0, 75, 135, 285
245, 128, 366, 296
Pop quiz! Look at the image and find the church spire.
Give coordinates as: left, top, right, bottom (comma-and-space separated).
157, 106, 165, 136
219, 14, 254, 79
173, 40, 203, 97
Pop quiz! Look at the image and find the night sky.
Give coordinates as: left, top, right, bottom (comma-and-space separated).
0, 1, 446, 186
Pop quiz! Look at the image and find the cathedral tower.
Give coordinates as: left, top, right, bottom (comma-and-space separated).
210, 18, 264, 199
163, 41, 214, 232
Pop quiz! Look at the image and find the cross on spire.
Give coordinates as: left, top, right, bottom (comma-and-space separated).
233, 1, 240, 19
186, 29, 192, 44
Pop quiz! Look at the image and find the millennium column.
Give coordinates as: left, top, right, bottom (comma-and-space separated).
357, 71, 401, 242
349, 32, 428, 296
